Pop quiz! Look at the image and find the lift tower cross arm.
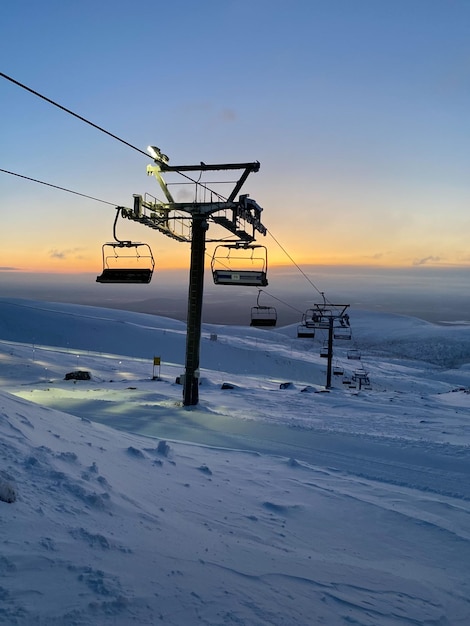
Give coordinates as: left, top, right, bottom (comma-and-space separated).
159, 160, 259, 203
141, 158, 264, 244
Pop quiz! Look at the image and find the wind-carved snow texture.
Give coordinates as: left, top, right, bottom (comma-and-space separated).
0, 296, 469, 625
0, 474, 16, 503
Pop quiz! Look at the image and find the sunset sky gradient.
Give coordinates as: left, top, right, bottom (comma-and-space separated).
1, 0, 470, 275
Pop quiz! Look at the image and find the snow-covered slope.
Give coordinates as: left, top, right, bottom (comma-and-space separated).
1, 297, 470, 625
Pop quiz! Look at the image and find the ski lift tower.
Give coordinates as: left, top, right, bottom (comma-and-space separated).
305, 296, 351, 389
120, 146, 267, 406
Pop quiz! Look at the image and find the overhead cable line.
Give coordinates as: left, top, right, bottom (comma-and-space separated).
0, 168, 119, 206
266, 229, 326, 299
0, 71, 149, 158
258, 289, 304, 315
2, 72, 328, 300
0, 71, 225, 199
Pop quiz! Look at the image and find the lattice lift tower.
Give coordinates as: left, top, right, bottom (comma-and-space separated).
109, 147, 267, 406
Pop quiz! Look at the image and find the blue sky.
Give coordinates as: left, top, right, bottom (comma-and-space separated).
1, 0, 470, 273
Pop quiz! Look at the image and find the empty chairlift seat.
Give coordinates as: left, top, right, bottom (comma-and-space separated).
211, 244, 269, 287
250, 306, 277, 327
297, 312, 316, 337
297, 324, 315, 338
333, 327, 352, 340
96, 242, 155, 284
347, 349, 361, 360
250, 290, 277, 327
303, 308, 335, 329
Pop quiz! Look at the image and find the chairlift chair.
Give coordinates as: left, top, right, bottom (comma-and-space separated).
250, 291, 277, 327
352, 368, 370, 390
320, 342, 329, 358
211, 244, 268, 287
347, 349, 361, 360
333, 327, 352, 340
297, 324, 315, 338
297, 313, 315, 337
96, 241, 155, 284
352, 368, 370, 384
96, 207, 155, 284
333, 365, 344, 376
304, 308, 333, 329
251, 307, 277, 326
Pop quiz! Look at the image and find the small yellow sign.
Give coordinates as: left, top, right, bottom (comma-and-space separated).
153, 356, 161, 366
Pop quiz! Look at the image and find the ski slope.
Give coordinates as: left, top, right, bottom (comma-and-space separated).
1, 296, 469, 625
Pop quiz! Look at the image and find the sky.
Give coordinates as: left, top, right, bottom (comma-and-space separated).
1, 297, 470, 623
1, 0, 470, 280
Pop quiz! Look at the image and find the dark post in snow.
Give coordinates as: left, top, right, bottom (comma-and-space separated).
326, 316, 334, 389
183, 214, 208, 406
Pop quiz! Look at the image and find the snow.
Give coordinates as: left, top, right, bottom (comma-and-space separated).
1, 296, 470, 625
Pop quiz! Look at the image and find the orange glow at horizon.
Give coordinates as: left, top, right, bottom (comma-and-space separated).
6, 256, 470, 275
2, 232, 470, 274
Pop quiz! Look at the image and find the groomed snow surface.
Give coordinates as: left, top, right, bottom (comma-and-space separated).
1, 297, 470, 625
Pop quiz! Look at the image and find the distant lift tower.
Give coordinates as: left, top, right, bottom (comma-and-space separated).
303, 296, 351, 388
120, 146, 267, 406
